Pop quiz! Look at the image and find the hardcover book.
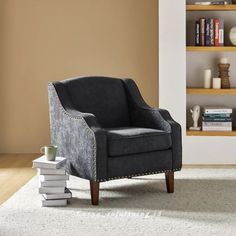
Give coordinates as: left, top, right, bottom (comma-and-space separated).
214, 18, 220, 46
203, 106, 232, 114
41, 199, 67, 207
37, 167, 66, 175
210, 18, 214, 46
42, 188, 72, 200
39, 174, 69, 181
195, 21, 200, 46
33, 156, 66, 169
219, 18, 224, 46
200, 18, 206, 46
205, 19, 211, 46
39, 180, 67, 187
39, 187, 65, 194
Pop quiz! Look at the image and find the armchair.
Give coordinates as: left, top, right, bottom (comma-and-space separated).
48, 76, 182, 205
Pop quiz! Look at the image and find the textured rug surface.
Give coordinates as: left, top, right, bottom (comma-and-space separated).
0, 169, 236, 236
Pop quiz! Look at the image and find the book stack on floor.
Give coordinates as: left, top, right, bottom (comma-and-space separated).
195, 18, 224, 46
202, 106, 233, 131
32, 156, 72, 207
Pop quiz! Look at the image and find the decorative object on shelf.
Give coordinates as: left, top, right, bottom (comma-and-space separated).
189, 105, 201, 131
229, 26, 236, 45
218, 58, 230, 88
213, 77, 221, 89
204, 69, 212, 88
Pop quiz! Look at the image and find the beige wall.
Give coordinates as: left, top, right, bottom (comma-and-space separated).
0, 0, 158, 153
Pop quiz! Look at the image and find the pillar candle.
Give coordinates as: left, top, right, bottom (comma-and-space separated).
204, 69, 212, 88
220, 57, 228, 64
213, 78, 221, 89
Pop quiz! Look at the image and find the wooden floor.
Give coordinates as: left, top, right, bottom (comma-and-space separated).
0, 154, 236, 205
0, 154, 38, 205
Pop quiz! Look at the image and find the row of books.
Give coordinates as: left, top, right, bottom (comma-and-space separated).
33, 156, 72, 207
195, 18, 224, 46
202, 106, 232, 131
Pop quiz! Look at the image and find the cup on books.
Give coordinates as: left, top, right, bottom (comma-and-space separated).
40, 145, 57, 161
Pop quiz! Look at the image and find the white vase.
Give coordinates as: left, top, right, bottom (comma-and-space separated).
229, 26, 236, 46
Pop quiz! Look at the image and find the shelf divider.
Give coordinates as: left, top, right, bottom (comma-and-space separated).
186, 4, 236, 11
187, 46, 236, 52
187, 130, 236, 136
187, 88, 236, 95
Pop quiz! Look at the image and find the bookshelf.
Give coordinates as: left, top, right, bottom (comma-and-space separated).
186, 2, 236, 137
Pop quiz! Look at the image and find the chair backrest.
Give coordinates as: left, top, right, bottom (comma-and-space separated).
58, 76, 130, 128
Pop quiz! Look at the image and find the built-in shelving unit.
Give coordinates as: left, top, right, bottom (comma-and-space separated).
187, 88, 236, 95
186, 2, 236, 137
186, 5, 236, 11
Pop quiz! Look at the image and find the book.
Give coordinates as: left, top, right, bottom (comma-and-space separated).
214, 18, 219, 46
39, 187, 65, 194
202, 117, 232, 122
203, 113, 232, 118
37, 167, 66, 175
195, 21, 200, 46
39, 180, 67, 187
42, 188, 72, 200
200, 18, 206, 46
202, 126, 232, 131
210, 18, 214, 46
202, 122, 232, 127
33, 156, 66, 169
41, 199, 67, 207
203, 106, 232, 114
219, 18, 224, 46
39, 174, 69, 181
205, 19, 211, 46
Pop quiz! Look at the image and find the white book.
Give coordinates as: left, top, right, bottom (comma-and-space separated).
33, 156, 66, 169
39, 180, 67, 187
39, 187, 65, 194
202, 127, 232, 131
37, 168, 66, 175
204, 106, 232, 114
43, 188, 72, 200
41, 199, 67, 207
202, 122, 232, 127
39, 174, 69, 181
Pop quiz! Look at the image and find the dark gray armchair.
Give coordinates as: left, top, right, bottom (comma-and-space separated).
48, 76, 182, 205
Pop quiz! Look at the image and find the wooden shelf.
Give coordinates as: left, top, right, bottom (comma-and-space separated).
187, 46, 236, 52
187, 88, 236, 95
187, 130, 236, 136
186, 4, 236, 11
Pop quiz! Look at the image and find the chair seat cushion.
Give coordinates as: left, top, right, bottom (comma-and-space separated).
106, 127, 172, 157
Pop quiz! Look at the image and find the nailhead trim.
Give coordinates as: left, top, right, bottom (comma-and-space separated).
97, 168, 181, 182
48, 83, 97, 179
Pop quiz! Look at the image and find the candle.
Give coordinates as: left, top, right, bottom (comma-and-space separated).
220, 57, 228, 64
204, 69, 212, 88
213, 78, 221, 89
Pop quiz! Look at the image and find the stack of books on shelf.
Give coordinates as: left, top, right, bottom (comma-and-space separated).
202, 106, 233, 131
195, 18, 224, 46
32, 156, 72, 207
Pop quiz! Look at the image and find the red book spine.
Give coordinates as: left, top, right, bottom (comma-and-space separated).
214, 18, 219, 46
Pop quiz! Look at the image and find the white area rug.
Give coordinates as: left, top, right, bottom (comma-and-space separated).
0, 169, 236, 236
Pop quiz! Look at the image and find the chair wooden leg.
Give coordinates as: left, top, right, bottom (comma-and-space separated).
90, 181, 100, 205
165, 171, 174, 193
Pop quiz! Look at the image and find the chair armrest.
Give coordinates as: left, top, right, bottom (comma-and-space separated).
48, 83, 107, 181
123, 79, 182, 170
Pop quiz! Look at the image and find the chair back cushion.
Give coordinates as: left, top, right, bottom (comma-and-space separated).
62, 76, 130, 128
